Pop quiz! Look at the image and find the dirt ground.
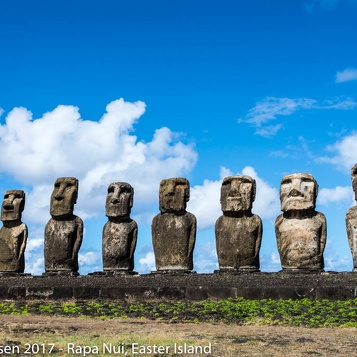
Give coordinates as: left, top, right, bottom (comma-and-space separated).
1, 315, 357, 357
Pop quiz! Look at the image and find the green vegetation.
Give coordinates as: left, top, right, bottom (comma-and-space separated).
1, 298, 357, 327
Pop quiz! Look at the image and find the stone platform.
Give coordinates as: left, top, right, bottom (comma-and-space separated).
0, 272, 357, 301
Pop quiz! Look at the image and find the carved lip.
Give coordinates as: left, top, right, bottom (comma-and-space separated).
2, 204, 14, 211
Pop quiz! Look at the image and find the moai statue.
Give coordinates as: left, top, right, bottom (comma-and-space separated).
0, 190, 27, 274
215, 175, 262, 272
152, 178, 196, 273
275, 173, 326, 271
44, 177, 83, 275
346, 163, 357, 272
102, 182, 138, 274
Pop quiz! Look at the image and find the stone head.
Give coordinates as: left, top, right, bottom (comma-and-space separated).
1, 190, 25, 222
50, 177, 78, 218
220, 175, 256, 213
351, 163, 357, 201
159, 178, 190, 213
280, 173, 318, 212
106, 182, 134, 218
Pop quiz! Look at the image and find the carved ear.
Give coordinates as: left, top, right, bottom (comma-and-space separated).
251, 179, 256, 202
185, 179, 190, 202
73, 179, 79, 204
314, 181, 319, 200
20, 192, 26, 212
130, 186, 134, 208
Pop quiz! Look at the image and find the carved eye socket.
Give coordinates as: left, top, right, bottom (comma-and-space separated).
281, 178, 292, 185
54, 183, 60, 188
108, 186, 115, 193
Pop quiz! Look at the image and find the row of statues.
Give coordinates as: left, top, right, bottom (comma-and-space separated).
1, 165, 356, 275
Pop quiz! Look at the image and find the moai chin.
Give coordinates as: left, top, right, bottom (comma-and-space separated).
102, 182, 138, 274
44, 177, 83, 275
346, 163, 357, 272
215, 175, 262, 272
275, 173, 326, 271
0, 190, 28, 274
151, 178, 197, 273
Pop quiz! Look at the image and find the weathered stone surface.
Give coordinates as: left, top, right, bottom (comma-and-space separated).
152, 178, 196, 272
44, 177, 83, 274
0, 272, 356, 301
346, 163, 357, 271
275, 173, 326, 271
102, 182, 138, 272
215, 175, 262, 271
0, 190, 28, 273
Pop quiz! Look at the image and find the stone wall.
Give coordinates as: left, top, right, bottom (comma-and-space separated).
0, 272, 356, 301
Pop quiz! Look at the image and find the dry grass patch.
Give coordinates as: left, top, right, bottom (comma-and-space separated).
1, 315, 357, 356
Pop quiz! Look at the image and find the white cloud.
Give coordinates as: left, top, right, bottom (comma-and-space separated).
138, 251, 156, 272
241, 166, 281, 219
318, 97, 357, 110
193, 241, 218, 273
256, 124, 283, 138
317, 186, 352, 206
271, 252, 281, 265
324, 254, 351, 271
78, 251, 101, 266
239, 97, 316, 127
321, 132, 357, 170
239, 96, 357, 137
336, 68, 357, 83
0, 99, 198, 223
26, 237, 44, 252
26, 257, 44, 276
188, 179, 221, 230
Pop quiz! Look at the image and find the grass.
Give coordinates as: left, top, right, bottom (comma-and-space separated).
1, 297, 357, 327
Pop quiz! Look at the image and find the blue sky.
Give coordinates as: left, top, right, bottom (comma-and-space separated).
1, 0, 357, 274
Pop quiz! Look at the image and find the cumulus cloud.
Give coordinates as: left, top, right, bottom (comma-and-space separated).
0, 99, 198, 222
317, 186, 352, 206
241, 166, 281, 219
79, 251, 101, 266
188, 178, 221, 230
239, 96, 357, 137
138, 251, 156, 273
193, 241, 218, 273
336, 68, 357, 83
320, 132, 357, 170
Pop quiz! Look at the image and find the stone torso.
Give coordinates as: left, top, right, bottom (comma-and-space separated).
346, 206, 357, 264
275, 212, 326, 269
44, 216, 83, 272
152, 212, 196, 270
0, 223, 27, 272
215, 214, 262, 269
102, 220, 137, 271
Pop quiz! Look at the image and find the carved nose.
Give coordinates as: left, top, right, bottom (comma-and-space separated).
229, 182, 241, 196
289, 188, 302, 197
111, 187, 121, 203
